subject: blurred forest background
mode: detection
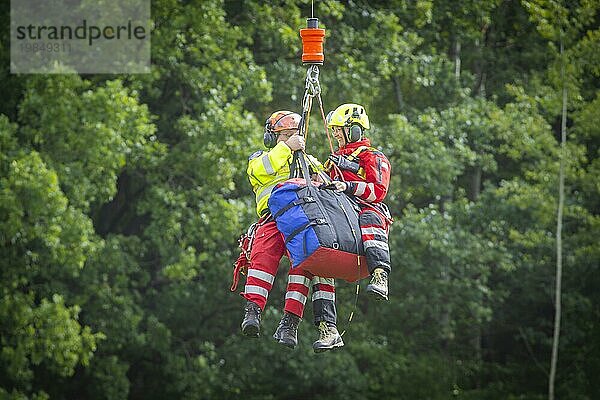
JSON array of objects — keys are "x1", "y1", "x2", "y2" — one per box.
[{"x1": 1, "y1": 0, "x2": 599, "y2": 399}]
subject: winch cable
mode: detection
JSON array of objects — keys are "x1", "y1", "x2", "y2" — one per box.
[{"x1": 317, "y1": 91, "x2": 335, "y2": 155}]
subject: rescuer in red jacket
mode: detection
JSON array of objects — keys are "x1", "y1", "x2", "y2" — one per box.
[{"x1": 325, "y1": 103, "x2": 393, "y2": 300}]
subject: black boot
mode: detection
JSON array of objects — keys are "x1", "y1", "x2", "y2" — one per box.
[
  {"x1": 272, "y1": 312, "x2": 301, "y2": 349},
  {"x1": 313, "y1": 321, "x2": 344, "y2": 353},
  {"x1": 241, "y1": 301, "x2": 261, "y2": 337},
  {"x1": 366, "y1": 267, "x2": 389, "y2": 300}
]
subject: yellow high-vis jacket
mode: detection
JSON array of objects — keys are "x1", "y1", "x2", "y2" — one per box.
[{"x1": 247, "y1": 141, "x2": 323, "y2": 216}]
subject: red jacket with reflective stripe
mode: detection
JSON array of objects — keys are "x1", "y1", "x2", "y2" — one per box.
[{"x1": 329, "y1": 139, "x2": 391, "y2": 203}]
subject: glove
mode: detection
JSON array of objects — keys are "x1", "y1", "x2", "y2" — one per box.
[
  {"x1": 328, "y1": 154, "x2": 360, "y2": 174},
  {"x1": 332, "y1": 181, "x2": 347, "y2": 192}
]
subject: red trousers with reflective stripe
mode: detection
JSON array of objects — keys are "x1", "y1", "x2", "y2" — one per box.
[
  {"x1": 285, "y1": 269, "x2": 336, "y2": 324},
  {"x1": 241, "y1": 220, "x2": 336, "y2": 323}
]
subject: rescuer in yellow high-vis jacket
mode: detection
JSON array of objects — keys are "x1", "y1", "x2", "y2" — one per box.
[
  {"x1": 239, "y1": 111, "x2": 344, "y2": 352},
  {"x1": 247, "y1": 131, "x2": 322, "y2": 217}
]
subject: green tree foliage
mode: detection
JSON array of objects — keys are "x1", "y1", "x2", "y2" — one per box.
[
  {"x1": 1, "y1": 0, "x2": 599, "y2": 399},
  {"x1": 1, "y1": 117, "x2": 99, "y2": 397}
]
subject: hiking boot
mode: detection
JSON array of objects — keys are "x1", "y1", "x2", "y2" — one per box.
[
  {"x1": 241, "y1": 301, "x2": 261, "y2": 337},
  {"x1": 366, "y1": 267, "x2": 389, "y2": 300},
  {"x1": 313, "y1": 321, "x2": 344, "y2": 353},
  {"x1": 272, "y1": 312, "x2": 301, "y2": 349}
]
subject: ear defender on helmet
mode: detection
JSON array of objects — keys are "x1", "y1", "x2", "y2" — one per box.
[
  {"x1": 345, "y1": 110, "x2": 363, "y2": 143},
  {"x1": 263, "y1": 117, "x2": 278, "y2": 148},
  {"x1": 348, "y1": 124, "x2": 362, "y2": 142}
]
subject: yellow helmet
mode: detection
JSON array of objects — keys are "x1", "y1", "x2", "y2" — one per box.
[
  {"x1": 327, "y1": 103, "x2": 370, "y2": 129},
  {"x1": 326, "y1": 103, "x2": 370, "y2": 143}
]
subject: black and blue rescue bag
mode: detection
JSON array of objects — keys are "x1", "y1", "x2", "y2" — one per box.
[{"x1": 267, "y1": 154, "x2": 369, "y2": 282}]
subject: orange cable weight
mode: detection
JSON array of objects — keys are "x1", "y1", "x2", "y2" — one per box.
[{"x1": 300, "y1": 18, "x2": 325, "y2": 65}]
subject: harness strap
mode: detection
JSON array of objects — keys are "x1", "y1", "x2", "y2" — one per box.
[
  {"x1": 347, "y1": 145, "x2": 372, "y2": 161},
  {"x1": 230, "y1": 215, "x2": 273, "y2": 292},
  {"x1": 284, "y1": 218, "x2": 327, "y2": 245},
  {"x1": 272, "y1": 196, "x2": 316, "y2": 220},
  {"x1": 357, "y1": 199, "x2": 394, "y2": 225},
  {"x1": 231, "y1": 253, "x2": 249, "y2": 292}
]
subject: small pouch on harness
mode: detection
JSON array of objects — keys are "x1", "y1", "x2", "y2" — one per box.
[{"x1": 230, "y1": 222, "x2": 258, "y2": 291}]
